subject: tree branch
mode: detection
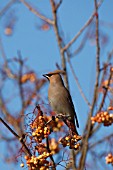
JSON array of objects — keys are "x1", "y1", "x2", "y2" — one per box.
[
  {"x1": 0, "y1": 117, "x2": 32, "y2": 157},
  {"x1": 0, "y1": 0, "x2": 16, "y2": 17},
  {"x1": 50, "y1": 0, "x2": 69, "y2": 89},
  {"x1": 20, "y1": 0, "x2": 54, "y2": 25},
  {"x1": 79, "y1": 0, "x2": 100, "y2": 169},
  {"x1": 67, "y1": 56, "x2": 91, "y2": 108},
  {"x1": 62, "y1": 0, "x2": 103, "y2": 52}
]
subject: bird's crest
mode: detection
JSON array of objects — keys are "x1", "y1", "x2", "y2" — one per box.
[{"x1": 47, "y1": 70, "x2": 66, "y2": 75}]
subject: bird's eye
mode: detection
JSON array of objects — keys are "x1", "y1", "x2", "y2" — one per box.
[{"x1": 47, "y1": 74, "x2": 52, "y2": 77}]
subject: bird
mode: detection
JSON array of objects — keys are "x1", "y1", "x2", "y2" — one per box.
[{"x1": 43, "y1": 70, "x2": 79, "y2": 135}]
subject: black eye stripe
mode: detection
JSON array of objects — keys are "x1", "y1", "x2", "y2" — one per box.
[{"x1": 47, "y1": 74, "x2": 52, "y2": 77}]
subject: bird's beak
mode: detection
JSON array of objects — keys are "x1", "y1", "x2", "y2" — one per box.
[{"x1": 43, "y1": 74, "x2": 49, "y2": 80}]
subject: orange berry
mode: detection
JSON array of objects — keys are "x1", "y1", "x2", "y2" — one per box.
[{"x1": 20, "y1": 163, "x2": 24, "y2": 167}]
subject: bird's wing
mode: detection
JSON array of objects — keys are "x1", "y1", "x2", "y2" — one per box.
[{"x1": 67, "y1": 90, "x2": 79, "y2": 128}]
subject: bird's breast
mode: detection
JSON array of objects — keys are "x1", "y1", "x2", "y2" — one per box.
[{"x1": 48, "y1": 86, "x2": 70, "y2": 115}]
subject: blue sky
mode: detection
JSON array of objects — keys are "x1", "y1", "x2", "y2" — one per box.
[{"x1": 0, "y1": 0, "x2": 113, "y2": 169}]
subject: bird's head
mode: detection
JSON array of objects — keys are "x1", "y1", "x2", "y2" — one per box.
[{"x1": 43, "y1": 70, "x2": 65, "y2": 85}]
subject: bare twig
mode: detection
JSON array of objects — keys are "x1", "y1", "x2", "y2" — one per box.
[
  {"x1": 20, "y1": 0, "x2": 54, "y2": 25},
  {"x1": 0, "y1": 38, "x2": 7, "y2": 62},
  {"x1": 46, "y1": 137, "x2": 56, "y2": 170},
  {"x1": 107, "y1": 47, "x2": 113, "y2": 64},
  {"x1": 67, "y1": 57, "x2": 91, "y2": 108},
  {"x1": 89, "y1": 134, "x2": 113, "y2": 149},
  {"x1": 89, "y1": 66, "x2": 113, "y2": 136},
  {"x1": 0, "y1": 0, "x2": 16, "y2": 17},
  {"x1": 95, "y1": 1, "x2": 100, "y2": 74},
  {"x1": 0, "y1": 38, "x2": 17, "y2": 79},
  {"x1": 87, "y1": 47, "x2": 113, "y2": 137},
  {"x1": 62, "y1": 0, "x2": 103, "y2": 52},
  {"x1": 50, "y1": 0, "x2": 69, "y2": 89},
  {"x1": 50, "y1": 1, "x2": 78, "y2": 168},
  {"x1": 79, "y1": 1, "x2": 101, "y2": 169},
  {"x1": 17, "y1": 52, "x2": 25, "y2": 112},
  {"x1": 0, "y1": 95, "x2": 22, "y2": 135},
  {"x1": 99, "y1": 68, "x2": 113, "y2": 111},
  {"x1": 70, "y1": 32, "x2": 88, "y2": 57},
  {"x1": 55, "y1": 0, "x2": 63, "y2": 10},
  {"x1": 17, "y1": 51, "x2": 26, "y2": 132},
  {"x1": 0, "y1": 117, "x2": 32, "y2": 156}
]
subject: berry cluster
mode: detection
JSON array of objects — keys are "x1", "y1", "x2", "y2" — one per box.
[
  {"x1": 20, "y1": 140, "x2": 59, "y2": 169},
  {"x1": 24, "y1": 154, "x2": 50, "y2": 170},
  {"x1": 50, "y1": 117, "x2": 64, "y2": 132},
  {"x1": 91, "y1": 111, "x2": 113, "y2": 126},
  {"x1": 60, "y1": 133, "x2": 82, "y2": 150},
  {"x1": 31, "y1": 110, "x2": 51, "y2": 143},
  {"x1": 43, "y1": 115, "x2": 64, "y2": 132},
  {"x1": 105, "y1": 153, "x2": 113, "y2": 165},
  {"x1": 35, "y1": 140, "x2": 59, "y2": 156},
  {"x1": 20, "y1": 106, "x2": 82, "y2": 169}
]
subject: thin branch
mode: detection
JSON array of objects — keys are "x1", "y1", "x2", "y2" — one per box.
[
  {"x1": 55, "y1": 0, "x2": 63, "y2": 10},
  {"x1": 0, "y1": 38, "x2": 7, "y2": 62},
  {"x1": 0, "y1": 117, "x2": 19, "y2": 138},
  {"x1": 62, "y1": 0, "x2": 103, "y2": 52},
  {"x1": 95, "y1": 1, "x2": 100, "y2": 75},
  {"x1": 89, "y1": 66, "x2": 113, "y2": 136},
  {"x1": 0, "y1": 38, "x2": 17, "y2": 79},
  {"x1": 50, "y1": 1, "x2": 77, "y2": 168},
  {"x1": 98, "y1": 68, "x2": 113, "y2": 111},
  {"x1": 85, "y1": 46, "x2": 113, "y2": 138},
  {"x1": 107, "y1": 48, "x2": 113, "y2": 62},
  {"x1": 67, "y1": 57, "x2": 91, "y2": 108},
  {"x1": 79, "y1": 0, "x2": 101, "y2": 169},
  {"x1": 46, "y1": 137, "x2": 56, "y2": 170},
  {"x1": 89, "y1": 134, "x2": 113, "y2": 149},
  {"x1": 0, "y1": 117, "x2": 32, "y2": 157},
  {"x1": 0, "y1": 93, "x2": 23, "y2": 135},
  {"x1": 0, "y1": 0, "x2": 16, "y2": 17},
  {"x1": 20, "y1": 0, "x2": 54, "y2": 25},
  {"x1": 50, "y1": 0, "x2": 69, "y2": 89},
  {"x1": 17, "y1": 51, "x2": 25, "y2": 113},
  {"x1": 70, "y1": 32, "x2": 88, "y2": 58},
  {"x1": 17, "y1": 51, "x2": 26, "y2": 132}
]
